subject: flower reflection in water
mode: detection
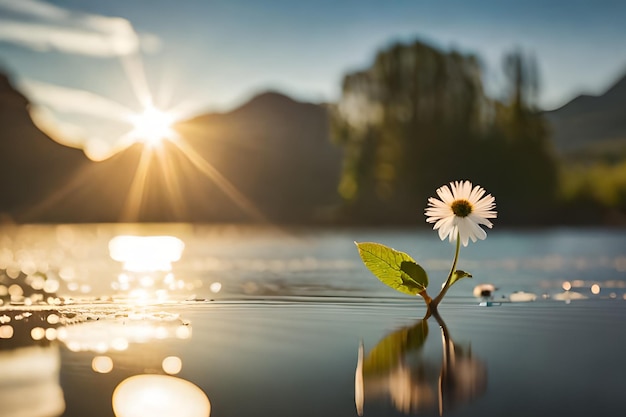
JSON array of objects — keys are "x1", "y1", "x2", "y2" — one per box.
[
  {"x1": 437, "y1": 314, "x2": 487, "y2": 416},
  {"x1": 356, "y1": 313, "x2": 486, "y2": 416}
]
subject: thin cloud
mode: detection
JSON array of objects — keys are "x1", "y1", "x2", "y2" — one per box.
[
  {"x1": 19, "y1": 78, "x2": 134, "y2": 120},
  {"x1": 20, "y1": 78, "x2": 138, "y2": 161},
  {"x1": 29, "y1": 104, "x2": 129, "y2": 161},
  {"x1": 0, "y1": 0, "x2": 159, "y2": 56},
  {"x1": 0, "y1": 0, "x2": 68, "y2": 20},
  {"x1": 0, "y1": 19, "x2": 139, "y2": 56}
]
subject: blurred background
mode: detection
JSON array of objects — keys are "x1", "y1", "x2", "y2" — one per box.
[{"x1": 0, "y1": 0, "x2": 625, "y2": 226}]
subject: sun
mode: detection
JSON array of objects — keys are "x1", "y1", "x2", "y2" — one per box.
[{"x1": 129, "y1": 104, "x2": 175, "y2": 146}]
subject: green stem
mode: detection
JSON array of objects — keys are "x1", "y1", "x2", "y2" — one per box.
[
  {"x1": 432, "y1": 309, "x2": 452, "y2": 417},
  {"x1": 419, "y1": 289, "x2": 432, "y2": 305},
  {"x1": 429, "y1": 233, "x2": 461, "y2": 312}
]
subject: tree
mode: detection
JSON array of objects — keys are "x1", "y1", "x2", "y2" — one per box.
[
  {"x1": 331, "y1": 41, "x2": 559, "y2": 225},
  {"x1": 331, "y1": 40, "x2": 486, "y2": 222}
]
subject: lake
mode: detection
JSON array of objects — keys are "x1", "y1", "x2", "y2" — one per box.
[{"x1": 1, "y1": 224, "x2": 625, "y2": 417}]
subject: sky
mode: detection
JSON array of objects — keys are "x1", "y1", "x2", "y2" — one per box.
[{"x1": 1, "y1": 0, "x2": 625, "y2": 160}]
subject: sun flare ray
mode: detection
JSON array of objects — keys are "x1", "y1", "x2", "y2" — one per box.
[
  {"x1": 121, "y1": 146, "x2": 154, "y2": 221},
  {"x1": 154, "y1": 144, "x2": 186, "y2": 218},
  {"x1": 169, "y1": 138, "x2": 268, "y2": 222},
  {"x1": 119, "y1": 53, "x2": 154, "y2": 110}
]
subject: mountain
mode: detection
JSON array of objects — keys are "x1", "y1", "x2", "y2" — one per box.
[
  {"x1": 173, "y1": 91, "x2": 343, "y2": 223},
  {"x1": 0, "y1": 74, "x2": 343, "y2": 223},
  {"x1": 0, "y1": 72, "x2": 90, "y2": 221},
  {"x1": 544, "y1": 72, "x2": 626, "y2": 154}
]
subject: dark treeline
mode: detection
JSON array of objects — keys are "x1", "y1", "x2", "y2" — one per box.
[{"x1": 329, "y1": 40, "x2": 565, "y2": 225}]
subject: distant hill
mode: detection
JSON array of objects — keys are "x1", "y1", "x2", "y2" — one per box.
[
  {"x1": 0, "y1": 72, "x2": 90, "y2": 221},
  {"x1": 174, "y1": 91, "x2": 343, "y2": 223},
  {"x1": 544, "y1": 72, "x2": 626, "y2": 154},
  {"x1": 0, "y1": 74, "x2": 343, "y2": 223}
]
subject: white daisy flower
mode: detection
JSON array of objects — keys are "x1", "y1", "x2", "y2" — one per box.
[{"x1": 425, "y1": 180, "x2": 497, "y2": 247}]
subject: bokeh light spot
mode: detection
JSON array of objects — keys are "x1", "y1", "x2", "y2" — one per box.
[
  {"x1": 162, "y1": 356, "x2": 183, "y2": 374},
  {"x1": 92, "y1": 356, "x2": 114, "y2": 373},
  {"x1": 209, "y1": 282, "x2": 222, "y2": 293},
  {"x1": 0, "y1": 325, "x2": 14, "y2": 338},
  {"x1": 31, "y1": 327, "x2": 45, "y2": 340},
  {"x1": 112, "y1": 374, "x2": 210, "y2": 417}
]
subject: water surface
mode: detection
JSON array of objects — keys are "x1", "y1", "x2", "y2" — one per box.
[{"x1": 1, "y1": 225, "x2": 625, "y2": 417}]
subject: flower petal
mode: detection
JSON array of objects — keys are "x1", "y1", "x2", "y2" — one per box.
[
  {"x1": 469, "y1": 213, "x2": 493, "y2": 228},
  {"x1": 468, "y1": 218, "x2": 487, "y2": 241},
  {"x1": 436, "y1": 216, "x2": 455, "y2": 241},
  {"x1": 469, "y1": 185, "x2": 486, "y2": 204},
  {"x1": 461, "y1": 181, "x2": 472, "y2": 200},
  {"x1": 436, "y1": 185, "x2": 454, "y2": 204},
  {"x1": 456, "y1": 218, "x2": 472, "y2": 247}
]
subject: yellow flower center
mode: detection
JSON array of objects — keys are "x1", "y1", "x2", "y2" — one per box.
[{"x1": 451, "y1": 199, "x2": 473, "y2": 217}]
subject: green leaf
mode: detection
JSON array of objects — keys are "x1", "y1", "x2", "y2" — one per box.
[
  {"x1": 363, "y1": 319, "x2": 429, "y2": 375},
  {"x1": 450, "y1": 269, "x2": 472, "y2": 286},
  {"x1": 355, "y1": 242, "x2": 428, "y2": 296}
]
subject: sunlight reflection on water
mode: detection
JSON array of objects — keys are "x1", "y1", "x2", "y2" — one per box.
[
  {"x1": 0, "y1": 224, "x2": 625, "y2": 306},
  {"x1": 113, "y1": 374, "x2": 210, "y2": 417},
  {"x1": 108, "y1": 234, "x2": 199, "y2": 303},
  {"x1": 0, "y1": 305, "x2": 202, "y2": 417}
]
